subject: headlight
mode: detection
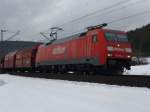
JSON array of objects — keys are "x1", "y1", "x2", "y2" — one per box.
[
  {"x1": 107, "y1": 46, "x2": 114, "y2": 51},
  {"x1": 125, "y1": 48, "x2": 132, "y2": 53},
  {"x1": 127, "y1": 55, "x2": 131, "y2": 58},
  {"x1": 108, "y1": 53, "x2": 112, "y2": 57}
]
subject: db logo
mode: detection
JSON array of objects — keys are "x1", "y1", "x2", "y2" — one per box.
[{"x1": 52, "y1": 47, "x2": 66, "y2": 55}]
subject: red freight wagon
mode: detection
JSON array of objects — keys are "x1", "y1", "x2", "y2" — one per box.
[
  {"x1": 4, "y1": 51, "x2": 17, "y2": 70},
  {"x1": 15, "y1": 45, "x2": 39, "y2": 70},
  {"x1": 36, "y1": 26, "x2": 132, "y2": 74}
]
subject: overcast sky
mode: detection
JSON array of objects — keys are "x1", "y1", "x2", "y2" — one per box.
[{"x1": 0, "y1": 0, "x2": 150, "y2": 41}]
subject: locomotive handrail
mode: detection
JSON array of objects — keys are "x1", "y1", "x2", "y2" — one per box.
[{"x1": 87, "y1": 23, "x2": 108, "y2": 30}]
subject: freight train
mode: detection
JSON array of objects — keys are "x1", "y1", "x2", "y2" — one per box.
[{"x1": 0, "y1": 24, "x2": 132, "y2": 75}]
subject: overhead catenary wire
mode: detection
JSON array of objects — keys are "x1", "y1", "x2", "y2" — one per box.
[
  {"x1": 70, "y1": 0, "x2": 146, "y2": 30},
  {"x1": 58, "y1": 0, "x2": 135, "y2": 28},
  {"x1": 0, "y1": 29, "x2": 21, "y2": 41},
  {"x1": 41, "y1": 0, "x2": 144, "y2": 34},
  {"x1": 60, "y1": 9, "x2": 150, "y2": 38},
  {"x1": 42, "y1": 0, "x2": 135, "y2": 36},
  {"x1": 108, "y1": 9, "x2": 150, "y2": 24},
  {"x1": 40, "y1": 0, "x2": 149, "y2": 41},
  {"x1": 40, "y1": 32, "x2": 50, "y2": 41},
  {"x1": 85, "y1": 0, "x2": 145, "y2": 22},
  {"x1": 6, "y1": 31, "x2": 20, "y2": 41}
]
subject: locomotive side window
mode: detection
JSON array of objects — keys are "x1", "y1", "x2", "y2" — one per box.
[{"x1": 92, "y1": 35, "x2": 98, "y2": 43}]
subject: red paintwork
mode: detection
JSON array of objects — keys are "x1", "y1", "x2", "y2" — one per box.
[
  {"x1": 103, "y1": 29, "x2": 132, "y2": 59},
  {"x1": 36, "y1": 28, "x2": 132, "y2": 67},
  {"x1": 1, "y1": 28, "x2": 132, "y2": 71},
  {"x1": 36, "y1": 29, "x2": 108, "y2": 66},
  {"x1": 0, "y1": 27, "x2": 133, "y2": 73},
  {"x1": 15, "y1": 45, "x2": 39, "y2": 69},
  {"x1": 15, "y1": 51, "x2": 22, "y2": 68},
  {"x1": 4, "y1": 51, "x2": 17, "y2": 69},
  {"x1": 107, "y1": 41, "x2": 132, "y2": 59}
]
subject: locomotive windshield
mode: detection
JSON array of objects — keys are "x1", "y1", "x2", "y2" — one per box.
[{"x1": 105, "y1": 32, "x2": 128, "y2": 42}]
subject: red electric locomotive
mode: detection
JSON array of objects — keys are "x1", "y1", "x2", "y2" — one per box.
[{"x1": 35, "y1": 24, "x2": 132, "y2": 74}]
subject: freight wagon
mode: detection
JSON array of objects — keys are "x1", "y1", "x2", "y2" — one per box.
[{"x1": 15, "y1": 45, "x2": 39, "y2": 70}]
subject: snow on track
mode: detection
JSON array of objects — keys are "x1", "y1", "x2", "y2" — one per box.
[
  {"x1": 124, "y1": 57, "x2": 150, "y2": 75},
  {"x1": 125, "y1": 64, "x2": 150, "y2": 75},
  {"x1": 0, "y1": 74, "x2": 150, "y2": 112}
]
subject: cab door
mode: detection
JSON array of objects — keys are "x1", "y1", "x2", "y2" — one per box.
[
  {"x1": 86, "y1": 35, "x2": 92, "y2": 58},
  {"x1": 91, "y1": 34, "x2": 99, "y2": 57},
  {"x1": 86, "y1": 33, "x2": 100, "y2": 65},
  {"x1": 86, "y1": 34, "x2": 99, "y2": 57}
]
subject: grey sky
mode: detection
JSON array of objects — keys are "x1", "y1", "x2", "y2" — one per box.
[{"x1": 0, "y1": 0, "x2": 150, "y2": 41}]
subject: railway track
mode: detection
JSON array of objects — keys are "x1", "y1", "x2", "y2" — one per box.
[{"x1": 3, "y1": 72, "x2": 150, "y2": 88}]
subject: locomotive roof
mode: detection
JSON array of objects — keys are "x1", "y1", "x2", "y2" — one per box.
[
  {"x1": 44, "y1": 24, "x2": 108, "y2": 45},
  {"x1": 45, "y1": 32, "x2": 87, "y2": 45},
  {"x1": 44, "y1": 28, "x2": 126, "y2": 46}
]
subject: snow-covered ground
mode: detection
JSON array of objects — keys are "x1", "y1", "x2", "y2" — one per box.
[
  {"x1": 125, "y1": 64, "x2": 150, "y2": 75},
  {"x1": 0, "y1": 74, "x2": 150, "y2": 112},
  {"x1": 125, "y1": 58, "x2": 150, "y2": 75}
]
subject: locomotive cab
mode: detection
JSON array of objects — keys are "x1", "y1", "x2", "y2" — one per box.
[
  {"x1": 105, "y1": 30, "x2": 132, "y2": 59},
  {"x1": 103, "y1": 29, "x2": 132, "y2": 71}
]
